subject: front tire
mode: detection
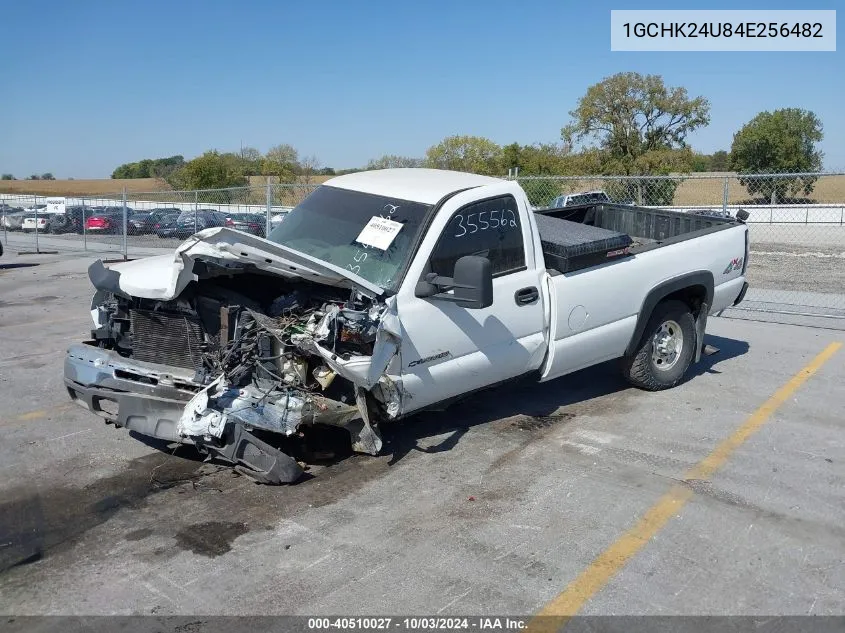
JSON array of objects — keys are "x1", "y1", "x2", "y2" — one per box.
[{"x1": 621, "y1": 299, "x2": 696, "y2": 391}]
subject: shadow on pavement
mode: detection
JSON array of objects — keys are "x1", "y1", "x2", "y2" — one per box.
[
  {"x1": 384, "y1": 333, "x2": 750, "y2": 466},
  {"x1": 383, "y1": 359, "x2": 628, "y2": 466},
  {"x1": 688, "y1": 333, "x2": 750, "y2": 377},
  {"x1": 127, "y1": 333, "x2": 750, "y2": 477}
]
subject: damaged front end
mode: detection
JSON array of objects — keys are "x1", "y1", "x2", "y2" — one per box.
[{"x1": 65, "y1": 233, "x2": 403, "y2": 484}]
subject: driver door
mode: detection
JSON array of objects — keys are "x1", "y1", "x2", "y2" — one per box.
[{"x1": 394, "y1": 191, "x2": 547, "y2": 412}]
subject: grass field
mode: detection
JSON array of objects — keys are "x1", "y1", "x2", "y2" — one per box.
[
  {"x1": 0, "y1": 178, "x2": 169, "y2": 197},
  {"x1": 543, "y1": 173, "x2": 845, "y2": 205},
  {"x1": 0, "y1": 175, "x2": 333, "y2": 199},
  {"x1": 3, "y1": 172, "x2": 843, "y2": 205},
  {"x1": 673, "y1": 174, "x2": 845, "y2": 205}
]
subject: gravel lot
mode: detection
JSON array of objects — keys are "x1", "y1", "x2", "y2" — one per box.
[
  {"x1": 747, "y1": 225, "x2": 845, "y2": 297},
  {"x1": 0, "y1": 250, "x2": 843, "y2": 619}
]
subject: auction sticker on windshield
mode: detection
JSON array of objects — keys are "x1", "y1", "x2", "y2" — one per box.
[{"x1": 355, "y1": 216, "x2": 404, "y2": 250}]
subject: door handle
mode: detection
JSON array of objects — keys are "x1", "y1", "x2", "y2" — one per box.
[{"x1": 515, "y1": 286, "x2": 539, "y2": 306}]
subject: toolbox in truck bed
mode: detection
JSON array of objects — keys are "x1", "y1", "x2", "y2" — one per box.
[{"x1": 533, "y1": 213, "x2": 633, "y2": 273}]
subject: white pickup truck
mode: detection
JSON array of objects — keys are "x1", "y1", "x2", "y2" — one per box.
[{"x1": 65, "y1": 169, "x2": 749, "y2": 484}]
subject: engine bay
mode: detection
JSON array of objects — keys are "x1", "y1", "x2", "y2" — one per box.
[{"x1": 88, "y1": 267, "x2": 400, "y2": 484}]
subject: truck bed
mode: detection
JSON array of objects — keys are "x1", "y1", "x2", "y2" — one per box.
[{"x1": 534, "y1": 202, "x2": 739, "y2": 274}]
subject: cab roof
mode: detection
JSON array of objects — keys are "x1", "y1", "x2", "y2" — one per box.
[{"x1": 324, "y1": 168, "x2": 504, "y2": 205}]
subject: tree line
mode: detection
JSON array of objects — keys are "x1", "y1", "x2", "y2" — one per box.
[
  {"x1": 416, "y1": 73, "x2": 822, "y2": 204},
  {"x1": 108, "y1": 145, "x2": 335, "y2": 191},
  {"x1": 98, "y1": 72, "x2": 824, "y2": 204},
  {"x1": 2, "y1": 173, "x2": 55, "y2": 180}
]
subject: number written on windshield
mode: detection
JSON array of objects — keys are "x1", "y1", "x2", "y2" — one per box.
[{"x1": 453, "y1": 209, "x2": 518, "y2": 238}]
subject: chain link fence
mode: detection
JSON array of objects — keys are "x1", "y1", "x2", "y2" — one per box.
[
  {"x1": 512, "y1": 172, "x2": 845, "y2": 326},
  {"x1": 2, "y1": 172, "x2": 844, "y2": 326},
  {"x1": 0, "y1": 183, "x2": 317, "y2": 256}
]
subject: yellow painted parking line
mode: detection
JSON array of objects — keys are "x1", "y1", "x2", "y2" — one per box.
[{"x1": 528, "y1": 341, "x2": 842, "y2": 632}]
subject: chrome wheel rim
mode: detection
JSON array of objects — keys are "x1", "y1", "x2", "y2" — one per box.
[{"x1": 651, "y1": 319, "x2": 684, "y2": 371}]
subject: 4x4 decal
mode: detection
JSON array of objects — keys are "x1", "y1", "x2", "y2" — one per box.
[{"x1": 723, "y1": 257, "x2": 744, "y2": 274}]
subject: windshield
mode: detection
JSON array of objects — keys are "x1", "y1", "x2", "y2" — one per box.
[{"x1": 267, "y1": 185, "x2": 431, "y2": 291}]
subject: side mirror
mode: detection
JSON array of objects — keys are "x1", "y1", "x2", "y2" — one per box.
[{"x1": 415, "y1": 255, "x2": 493, "y2": 309}]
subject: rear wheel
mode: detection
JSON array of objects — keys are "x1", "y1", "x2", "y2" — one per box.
[{"x1": 621, "y1": 299, "x2": 696, "y2": 390}]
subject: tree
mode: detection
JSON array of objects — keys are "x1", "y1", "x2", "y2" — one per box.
[
  {"x1": 366, "y1": 155, "x2": 423, "y2": 170},
  {"x1": 266, "y1": 144, "x2": 299, "y2": 166},
  {"x1": 149, "y1": 155, "x2": 185, "y2": 179},
  {"x1": 299, "y1": 154, "x2": 321, "y2": 185},
  {"x1": 27, "y1": 174, "x2": 40, "y2": 180},
  {"x1": 166, "y1": 151, "x2": 248, "y2": 193},
  {"x1": 1, "y1": 174, "x2": 13, "y2": 180},
  {"x1": 502, "y1": 142, "x2": 572, "y2": 176},
  {"x1": 710, "y1": 150, "x2": 729, "y2": 171},
  {"x1": 40, "y1": 172, "x2": 55, "y2": 180},
  {"x1": 690, "y1": 153, "x2": 712, "y2": 172},
  {"x1": 239, "y1": 146, "x2": 262, "y2": 162},
  {"x1": 261, "y1": 160, "x2": 296, "y2": 183},
  {"x1": 562, "y1": 72, "x2": 710, "y2": 204},
  {"x1": 261, "y1": 144, "x2": 299, "y2": 183},
  {"x1": 563, "y1": 72, "x2": 710, "y2": 169},
  {"x1": 500, "y1": 142, "x2": 573, "y2": 204},
  {"x1": 112, "y1": 155, "x2": 184, "y2": 179},
  {"x1": 689, "y1": 151, "x2": 729, "y2": 172},
  {"x1": 730, "y1": 108, "x2": 824, "y2": 202},
  {"x1": 424, "y1": 135, "x2": 502, "y2": 175},
  {"x1": 502, "y1": 143, "x2": 521, "y2": 173},
  {"x1": 234, "y1": 147, "x2": 262, "y2": 177}
]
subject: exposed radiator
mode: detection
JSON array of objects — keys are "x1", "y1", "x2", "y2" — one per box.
[{"x1": 130, "y1": 309, "x2": 205, "y2": 370}]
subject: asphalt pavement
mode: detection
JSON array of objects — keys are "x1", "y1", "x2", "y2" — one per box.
[{"x1": 0, "y1": 250, "x2": 843, "y2": 618}]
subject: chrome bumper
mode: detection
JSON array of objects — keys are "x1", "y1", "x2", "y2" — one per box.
[{"x1": 64, "y1": 343, "x2": 202, "y2": 442}]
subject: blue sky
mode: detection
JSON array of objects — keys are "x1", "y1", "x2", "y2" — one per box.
[{"x1": 1, "y1": 0, "x2": 842, "y2": 178}]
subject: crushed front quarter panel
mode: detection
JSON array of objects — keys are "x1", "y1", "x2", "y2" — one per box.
[{"x1": 69, "y1": 241, "x2": 409, "y2": 483}]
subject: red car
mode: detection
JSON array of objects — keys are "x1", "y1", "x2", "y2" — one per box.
[
  {"x1": 84, "y1": 206, "x2": 135, "y2": 234},
  {"x1": 85, "y1": 212, "x2": 121, "y2": 233}
]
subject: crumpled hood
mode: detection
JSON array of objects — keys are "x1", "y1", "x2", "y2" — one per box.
[{"x1": 89, "y1": 227, "x2": 384, "y2": 300}]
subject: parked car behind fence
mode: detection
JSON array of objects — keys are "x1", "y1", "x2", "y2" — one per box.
[
  {"x1": 49, "y1": 206, "x2": 94, "y2": 234},
  {"x1": 550, "y1": 190, "x2": 612, "y2": 208},
  {"x1": 225, "y1": 213, "x2": 267, "y2": 237},
  {"x1": 85, "y1": 211, "x2": 123, "y2": 234},
  {"x1": 21, "y1": 214, "x2": 51, "y2": 233},
  {"x1": 153, "y1": 213, "x2": 182, "y2": 238},
  {"x1": 1, "y1": 209, "x2": 27, "y2": 231},
  {"x1": 157, "y1": 210, "x2": 228, "y2": 239},
  {"x1": 127, "y1": 213, "x2": 155, "y2": 235}
]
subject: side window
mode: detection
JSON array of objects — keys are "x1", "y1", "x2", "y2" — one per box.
[{"x1": 429, "y1": 195, "x2": 525, "y2": 277}]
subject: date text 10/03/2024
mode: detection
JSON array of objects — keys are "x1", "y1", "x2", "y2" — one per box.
[{"x1": 307, "y1": 617, "x2": 528, "y2": 630}]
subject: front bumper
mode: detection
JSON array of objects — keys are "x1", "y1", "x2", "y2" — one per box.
[
  {"x1": 65, "y1": 343, "x2": 308, "y2": 484},
  {"x1": 64, "y1": 342, "x2": 380, "y2": 485},
  {"x1": 64, "y1": 343, "x2": 202, "y2": 442}
]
